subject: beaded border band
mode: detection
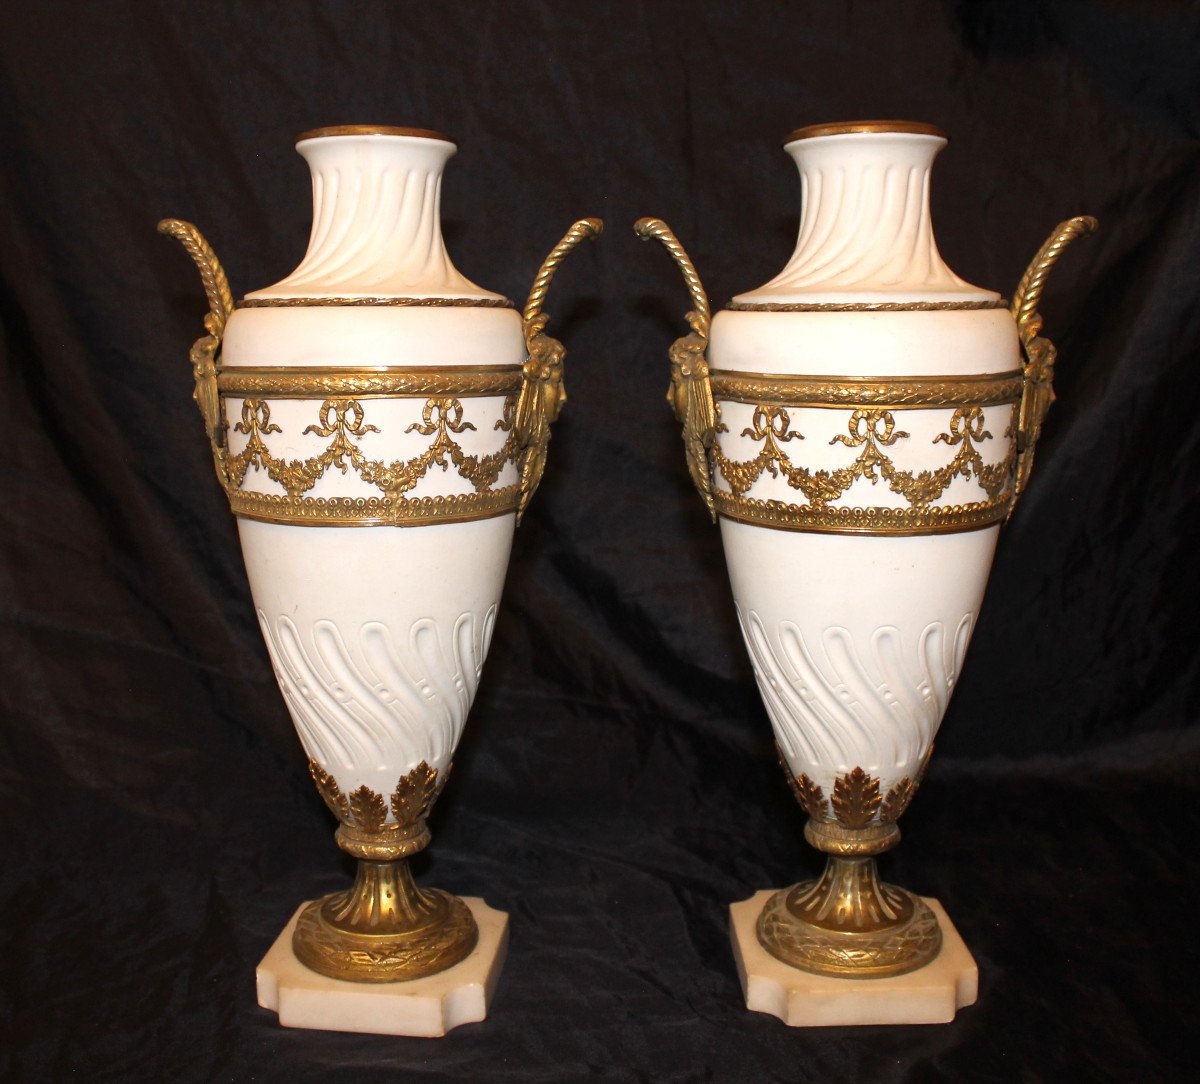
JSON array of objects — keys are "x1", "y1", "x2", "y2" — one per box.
[
  {"x1": 726, "y1": 299, "x2": 1008, "y2": 313},
  {"x1": 237, "y1": 296, "x2": 514, "y2": 308}
]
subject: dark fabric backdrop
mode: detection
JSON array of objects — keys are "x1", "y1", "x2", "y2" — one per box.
[{"x1": 1, "y1": 1, "x2": 1198, "y2": 1080}]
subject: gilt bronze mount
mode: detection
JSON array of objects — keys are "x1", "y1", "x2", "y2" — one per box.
[{"x1": 292, "y1": 760, "x2": 478, "y2": 983}]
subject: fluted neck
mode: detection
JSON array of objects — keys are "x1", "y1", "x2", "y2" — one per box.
[
  {"x1": 734, "y1": 131, "x2": 997, "y2": 305},
  {"x1": 248, "y1": 132, "x2": 501, "y2": 300}
]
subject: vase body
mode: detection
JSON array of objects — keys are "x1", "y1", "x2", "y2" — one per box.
[
  {"x1": 709, "y1": 127, "x2": 1017, "y2": 814},
  {"x1": 162, "y1": 126, "x2": 599, "y2": 997},
  {"x1": 638, "y1": 120, "x2": 1094, "y2": 992},
  {"x1": 222, "y1": 130, "x2": 522, "y2": 806}
]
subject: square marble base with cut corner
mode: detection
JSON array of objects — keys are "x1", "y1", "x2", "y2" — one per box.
[
  {"x1": 256, "y1": 897, "x2": 508, "y2": 1037},
  {"x1": 730, "y1": 891, "x2": 977, "y2": 1027}
]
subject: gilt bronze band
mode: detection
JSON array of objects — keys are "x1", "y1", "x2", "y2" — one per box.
[
  {"x1": 715, "y1": 493, "x2": 1009, "y2": 534},
  {"x1": 238, "y1": 295, "x2": 513, "y2": 308},
  {"x1": 218, "y1": 365, "x2": 523, "y2": 399},
  {"x1": 784, "y1": 119, "x2": 948, "y2": 142},
  {"x1": 727, "y1": 298, "x2": 1008, "y2": 312},
  {"x1": 710, "y1": 369, "x2": 1023, "y2": 409},
  {"x1": 296, "y1": 124, "x2": 454, "y2": 143},
  {"x1": 229, "y1": 488, "x2": 520, "y2": 528}
]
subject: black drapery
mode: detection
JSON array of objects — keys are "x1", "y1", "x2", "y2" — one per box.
[{"x1": 1, "y1": 2, "x2": 1197, "y2": 1080}]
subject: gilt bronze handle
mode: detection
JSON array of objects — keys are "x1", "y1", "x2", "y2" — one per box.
[
  {"x1": 514, "y1": 217, "x2": 604, "y2": 524},
  {"x1": 1009, "y1": 215, "x2": 1098, "y2": 513},
  {"x1": 634, "y1": 217, "x2": 719, "y2": 522},
  {"x1": 158, "y1": 218, "x2": 234, "y2": 487}
]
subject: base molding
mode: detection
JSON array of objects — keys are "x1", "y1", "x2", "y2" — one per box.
[
  {"x1": 257, "y1": 897, "x2": 508, "y2": 1036},
  {"x1": 730, "y1": 891, "x2": 977, "y2": 1027}
]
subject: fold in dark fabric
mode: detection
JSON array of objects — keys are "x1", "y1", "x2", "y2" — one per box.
[{"x1": 1, "y1": 2, "x2": 1197, "y2": 1080}]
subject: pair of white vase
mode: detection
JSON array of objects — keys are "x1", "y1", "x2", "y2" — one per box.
[{"x1": 161, "y1": 121, "x2": 1094, "y2": 1032}]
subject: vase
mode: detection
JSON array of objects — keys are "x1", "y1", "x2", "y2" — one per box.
[
  {"x1": 160, "y1": 124, "x2": 599, "y2": 1030},
  {"x1": 637, "y1": 120, "x2": 1094, "y2": 1023}
]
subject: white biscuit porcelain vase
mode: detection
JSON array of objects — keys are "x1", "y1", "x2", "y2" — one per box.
[
  {"x1": 637, "y1": 120, "x2": 1095, "y2": 1026},
  {"x1": 160, "y1": 124, "x2": 600, "y2": 1034}
]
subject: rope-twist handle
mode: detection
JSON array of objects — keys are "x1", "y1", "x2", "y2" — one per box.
[
  {"x1": 635, "y1": 216, "x2": 720, "y2": 520},
  {"x1": 1011, "y1": 216, "x2": 1098, "y2": 344},
  {"x1": 523, "y1": 218, "x2": 604, "y2": 329},
  {"x1": 157, "y1": 217, "x2": 234, "y2": 485},
  {"x1": 634, "y1": 217, "x2": 711, "y2": 328},
  {"x1": 157, "y1": 218, "x2": 235, "y2": 335},
  {"x1": 1007, "y1": 214, "x2": 1099, "y2": 518},
  {"x1": 513, "y1": 217, "x2": 604, "y2": 524}
]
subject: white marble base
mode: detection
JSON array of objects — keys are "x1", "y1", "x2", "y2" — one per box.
[
  {"x1": 730, "y1": 891, "x2": 977, "y2": 1027},
  {"x1": 256, "y1": 897, "x2": 508, "y2": 1036}
]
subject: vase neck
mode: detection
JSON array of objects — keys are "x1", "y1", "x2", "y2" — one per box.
[
  {"x1": 249, "y1": 132, "x2": 501, "y2": 300},
  {"x1": 735, "y1": 131, "x2": 996, "y2": 305}
]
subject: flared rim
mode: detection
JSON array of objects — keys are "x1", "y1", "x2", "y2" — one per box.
[
  {"x1": 296, "y1": 124, "x2": 454, "y2": 144},
  {"x1": 784, "y1": 120, "x2": 947, "y2": 144}
]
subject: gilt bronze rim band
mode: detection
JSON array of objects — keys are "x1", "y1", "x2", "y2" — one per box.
[
  {"x1": 218, "y1": 365, "x2": 523, "y2": 399},
  {"x1": 297, "y1": 124, "x2": 454, "y2": 143},
  {"x1": 784, "y1": 120, "x2": 948, "y2": 143},
  {"x1": 237, "y1": 296, "x2": 513, "y2": 308},
  {"x1": 727, "y1": 299, "x2": 1007, "y2": 313},
  {"x1": 229, "y1": 488, "x2": 520, "y2": 527},
  {"x1": 711, "y1": 370, "x2": 1023, "y2": 409},
  {"x1": 715, "y1": 492, "x2": 1009, "y2": 535}
]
